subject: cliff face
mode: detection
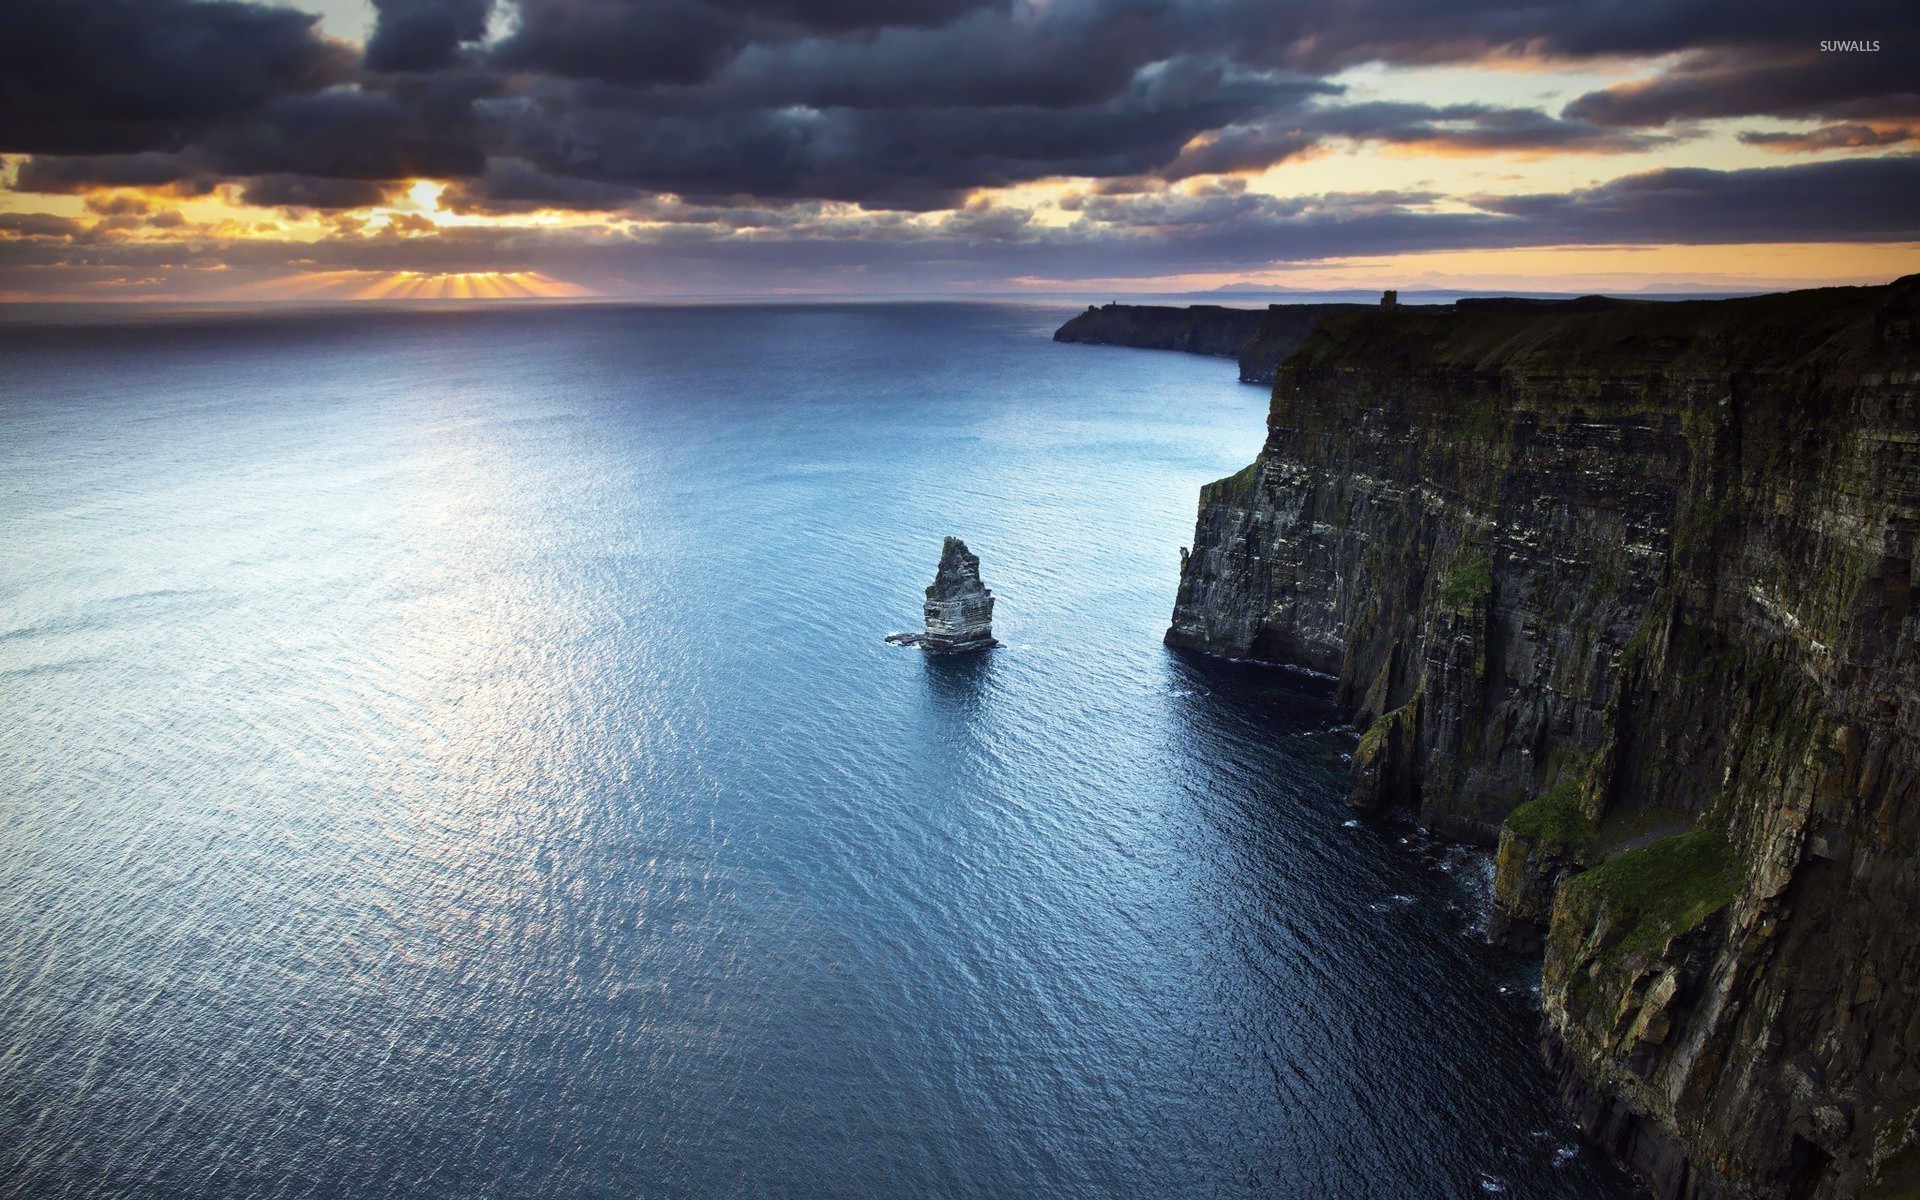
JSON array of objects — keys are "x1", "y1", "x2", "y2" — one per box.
[
  {"x1": 1052, "y1": 302, "x2": 1366, "y2": 381},
  {"x1": 1167, "y1": 278, "x2": 1920, "y2": 1199}
]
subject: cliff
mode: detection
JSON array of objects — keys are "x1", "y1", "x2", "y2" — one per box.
[
  {"x1": 1167, "y1": 277, "x2": 1920, "y2": 1199},
  {"x1": 1235, "y1": 302, "x2": 1375, "y2": 383},
  {"x1": 1052, "y1": 302, "x2": 1367, "y2": 382},
  {"x1": 1053, "y1": 302, "x2": 1268, "y2": 359}
]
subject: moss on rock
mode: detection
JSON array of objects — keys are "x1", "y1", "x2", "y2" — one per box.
[
  {"x1": 1207, "y1": 461, "x2": 1261, "y2": 509},
  {"x1": 1442, "y1": 552, "x2": 1493, "y2": 609},
  {"x1": 1560, "y1": 829, "x2": 1742, "y2": 955},
  {"x1": 1506, "y1": 779, "x2": 1597, "y2": 849}
]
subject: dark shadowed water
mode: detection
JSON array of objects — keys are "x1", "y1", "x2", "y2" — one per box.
[{"x1": 0, "y1": 303, "x2": 1640, "y2": 1199}]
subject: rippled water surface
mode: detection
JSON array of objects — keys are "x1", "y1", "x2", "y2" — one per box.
[{"x1": 0, "y1": 303, "x2": 1639, "y2": 1198}]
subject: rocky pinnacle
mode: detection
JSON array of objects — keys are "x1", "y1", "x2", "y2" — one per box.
[{"x1": 920, "y1": 537, "x2": 998, "y2": 652}]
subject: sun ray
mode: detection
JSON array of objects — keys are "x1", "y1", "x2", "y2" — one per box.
[{"x1": 246, "y1": 269, "x2": 595, "y2": 302}]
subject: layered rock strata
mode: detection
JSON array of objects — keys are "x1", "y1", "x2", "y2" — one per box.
[
  {"x1": 916, "y1": 537, "x2": 998, "y2": 652},
  {"x1": 1166, "y1": 277, "x2": 1920, "y2": 1199}
]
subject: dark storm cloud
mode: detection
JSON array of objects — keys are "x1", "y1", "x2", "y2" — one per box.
[
  {"x1": 1160, "y1": 102, "x2": 1675, "y2": 179},
  {"x1": 1739, "y1": 124, "x2": 1914, "y2": 152},
  {"x1": 1564, "y1": 46, "x2": 1920, "y2": 126},
  {"x1": 492, "y1": 0, "x2": 1010, "y2": 89},
  {"x1": 1474, "y1": 154, "x2": 1920, "y2": 243},
  {"x1": 0, "y1": 0, "x2": 352, "y2": 155},
  {"x1": 1152, "y1": 122, "x2": 1321, "y2": 179},
  {"x1": 1323, "y1": 104, "x2": 1678, "y2": 153},
  {"x1": 493, "y1": 0, "x2": 744, "y2": 87},
  {"x1": 475, "y1": 0, "x2": 1916, "y2": 97},
  {"x1": 1059, "y1": 154, "x2": 1920, "y2": 266},
  {"x1": 491, "y1": 66, "x2": 1330, "y2": 209},
  {"x1": 1200, "y1": 0, "x2": 1919, "y2": 73},
  {"x1": 12, "y1": 152, "x2": 214, "y2": 194},
  {"x1": 7, "y1": 81, "x2": 492, "y2": 199},
  {"x1": 7, "y1": 154, "x2": 1913, "y2": 300},
  {"x1": 239, "y1": 174, "x2": 402, "y2": 210},
  {"x1": 366, "y1": 0, "x2": 496, "y2": 72},
  {"x1": 643, "y1": 4, "x2": 1206, "y2": 112},
  {"x1": 445, "y1": 0, "x2": 1910, "y2": 207},
  {"x1": 1061, "y1": 182, "x2": 1450, "y2": 231},
  {"x1": 0, "y1": 212, "x2": 85, "y2": 239},
  {"x1": 1007, "y1": 155, "x2": 1920, "y2": 271},
  {"x1": 438, "y1": 159, "x2": 642, "y2": 213},
  {"x1": 955, "y1": 155, "x2": 1920, "y2": 267},
  {"x1": 83, "y1": 192, "x2": 152, "y2": 216},
  {"x1": 413, "y1": 157, "x2": 843, "y2": 223},
  {"x1": 3, "y1": 0, "x2": 1917, "y2": 295},
  {"x1": 200, "y1": 87, "x2": 489, "y2": 181},
  {"x1": 1062, "y1": 181, "x2": 1299, "y2": 227}
]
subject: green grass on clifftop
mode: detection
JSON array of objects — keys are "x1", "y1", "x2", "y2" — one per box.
[
  {"x1": 1442, "y1": 553, "x2": 1493, "y2": 608},
  {"x1": 1208, "y1": 461, "x2": 1260, "y2": 507},
  {"x1": 1282, "y1": 282, "x2": 1902, "y2": 380},
  {"x1": 1562, "y1": 829, "x2": 1742, "y2": 953},
  {"x1": 1505, "y1": 779, "x2": 1595, "y2": 848}
]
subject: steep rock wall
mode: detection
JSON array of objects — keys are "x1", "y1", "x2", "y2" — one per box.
[{"x1": 1167, "y1": 278, "x2": 1920, "y2": 1199}]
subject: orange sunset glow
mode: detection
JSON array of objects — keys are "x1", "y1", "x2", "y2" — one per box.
[{"x1": 246, "y1": 269, "x2": 596, "y2": 301}]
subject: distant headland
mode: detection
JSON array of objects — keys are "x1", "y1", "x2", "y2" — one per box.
[
  {"x1": 1052, "y1": 293, "x2": 1661, "y2": 384},
  {"x1": 1052, "y1": 300, "x2": 1371, "y2": 384}
]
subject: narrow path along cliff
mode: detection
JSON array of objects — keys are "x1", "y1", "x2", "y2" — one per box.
[{"x1": 1157, "y1": 276, "x2": 1920, "y2": 1200}]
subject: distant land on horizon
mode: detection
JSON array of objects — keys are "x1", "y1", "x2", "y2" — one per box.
[
  {"x1": 1199, "y1": 280, "x2": 1782, "y2": 299},
  {"x1": 0, "y1": 286, "x2": 1792, "y2": 317}
]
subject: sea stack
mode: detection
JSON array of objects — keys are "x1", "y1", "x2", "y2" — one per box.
[{"x1": 920, "y1": 537, "x2": 998, "y2": 652}]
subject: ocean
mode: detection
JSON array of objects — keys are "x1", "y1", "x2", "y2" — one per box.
[{"x1": 0, "y1": 302, "x2": 1639, "y2": 1198}]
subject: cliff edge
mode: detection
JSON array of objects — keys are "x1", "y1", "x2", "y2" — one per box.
[
  {"x1": 1053, "y1": 302, "x2": 1267, "y2": 359},
  {"x1": 1053, "y1": 301, "x2": 1368, "y2": 383},
  {"x1": 1168, "y1": 276, "x2": 1920, "y2": 1199}
]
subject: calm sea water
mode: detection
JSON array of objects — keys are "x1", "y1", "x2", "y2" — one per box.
[{"x1": 0, "y1": 303, "x2": 1639, "y2": 1199}]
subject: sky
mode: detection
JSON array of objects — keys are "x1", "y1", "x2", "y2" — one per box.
[{"x1": 0, "y1": 0, "x2": 1916, "y2": 301}]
